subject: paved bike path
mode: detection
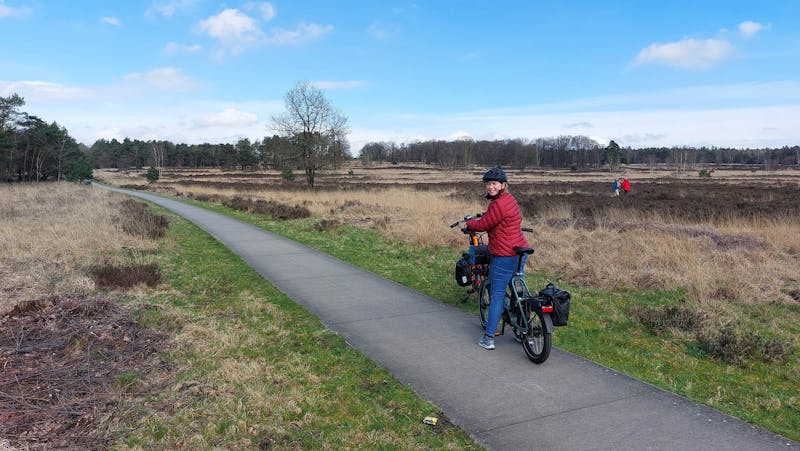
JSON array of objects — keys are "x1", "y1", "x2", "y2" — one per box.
[{"x1": 98, "y1": 185, "x2": 798, "y2": 451}]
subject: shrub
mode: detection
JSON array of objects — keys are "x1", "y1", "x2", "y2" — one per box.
[
  {"x1": 698, "y1": 168, "x2": 712, "y2": 178},
  {"x1": 220, "y1": 196, "x2": 311, "y2": 220},
  {"x1": 281, "y1": 168, "x2": 295, "y2": 181},
  {"x1": 115, "y1": 199, "x2": 169, "y2": 239},
  {"x1": 627, "y1": 304, "x2": 698, "y2": 336},
  {"x1": 145, "y1": 166, "x2": 160, "y2": 183},
  {"x1": 695, "y1": 322, "x2": 793, "y2": 366},
  {"x1": 65, "y1": 154, "x2": 93, "y2": 182},
  {"x1": 314, "y1": 218, "x2": 341, "y2": 231},
  {"x1": 90, "y1": 262, "x2": 161, "y2": 289}
]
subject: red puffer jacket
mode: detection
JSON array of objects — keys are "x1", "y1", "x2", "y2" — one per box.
[{"x1": 466, "y1": 192, "x2": 529, "y2": 257}]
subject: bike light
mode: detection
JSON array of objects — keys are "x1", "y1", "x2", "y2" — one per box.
[{"x1": 542, "y1": 305, "x2": 554, "y2": 313}]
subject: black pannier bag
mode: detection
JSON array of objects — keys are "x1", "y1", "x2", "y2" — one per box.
[
  {"x1": 538, "y1": 282, "x2": 571, "y2": 326},
  {"x1": 455, "y1": 256, "x2": 473, "y2": 286}
]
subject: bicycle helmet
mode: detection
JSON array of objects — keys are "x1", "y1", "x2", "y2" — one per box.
[{"x1": 482, "y1": 167, "x2": 507, "y2": 183}]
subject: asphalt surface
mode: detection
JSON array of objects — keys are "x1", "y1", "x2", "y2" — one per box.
[{"x1": 97, "y1": 184, "x2": 799, "y2": 451}]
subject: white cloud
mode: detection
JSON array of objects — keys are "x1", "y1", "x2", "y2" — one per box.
[
  {"x1": 564, "y1": 121, "x2": 593, "y2": 129},
  {"x1": 368, "y1": 22, "x2": 399, "y2": 40},
  {"x1": 146, "y1": 0, "x2": 197, "y2": 18},
  {"x1": 191, "y1": 108, "x2": 260, "y2": 128},
  {"x1": 101, "y1": 16, "x2": 121, "y2": 26},
  {"x1": 122, "y1": 67, "x2": 197, "y2": 91},
  {"x1": 197, "y1": 9, "x2": 264, "y2": 55},
  {"x1": 244, "y1": 1, "x2": 276, "y2": 21},
  {"x1": 163, "y1": 41, "x2": 203, "y2": 54},
  {"x1": 738, "y1": 21, "x2": 766, "y2": 38},
  {"x1": 311, "y1": 80, "x2": 367, "y2": 89},
  {"x1": 0, "y1": 1, "x2": 32, "y2": 18},
  {"x1": 634, "y1": 38, "x2": 734, "y2": 70},
  {"x1": 446, "y1": 131, "x2": 474, "y2": 141},
  {"x1": 266, "y1": 22, "x2": 333, "y2": 45},
  {"x1": 0, "y1": 80, "x2": 93, "y2": 101}
]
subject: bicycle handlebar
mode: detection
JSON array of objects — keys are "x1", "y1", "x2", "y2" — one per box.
[{"x1": 449, "y1": 212, "x2": 483, "y2": 229}]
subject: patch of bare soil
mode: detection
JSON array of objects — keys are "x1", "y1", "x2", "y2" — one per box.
[{"x1": 0, "y1": 296, "x2": 168, "y2": 449}]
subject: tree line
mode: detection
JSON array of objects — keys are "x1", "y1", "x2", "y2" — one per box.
[
  {"x1": 359, "y1": 138, "x2": 800, "y2": 171},
  {"x1": 1, "y1": 94, "x2": 92, "y2": 182},
  {"x1": 4, "y1": 88, "x2": 799, "y2": 186}
]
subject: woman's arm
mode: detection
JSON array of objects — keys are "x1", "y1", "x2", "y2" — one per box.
[{"x1": 465, "y1": 198, "x2": 503, "y2": 232}]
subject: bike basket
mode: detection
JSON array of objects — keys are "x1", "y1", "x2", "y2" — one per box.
[
  {"x1": 538, "y1": 282, "x2": 571, "y2": 326},
  {"x1": 469, "y1": 244, "x2": 490, "y2": 265},
  {"x1": 454, "y1": 257, "x2": 473, "y2": 287}
]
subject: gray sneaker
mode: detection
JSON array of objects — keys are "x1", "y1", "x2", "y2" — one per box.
[{"x1": 478, "y1": 335, "x2": 495, "y2": 350}]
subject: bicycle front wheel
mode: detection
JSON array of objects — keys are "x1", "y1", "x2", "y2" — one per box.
[
  {"x1": 520, "y1": 305, "x2": 552, "y2": 364},
  {"x1": 479, "y1": 282, "x2": 512, "y2": 332},
  {"x1": 478, "y1": 281, "x2": 491, "y2": 330}
]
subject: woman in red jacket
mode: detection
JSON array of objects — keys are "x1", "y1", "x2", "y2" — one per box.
[
  {"x1": 466, "y1": 167, "x2": 529, "y2": 350},
  {"x1": 621, "y1": 177, "x2": 631, "y2": 194}
]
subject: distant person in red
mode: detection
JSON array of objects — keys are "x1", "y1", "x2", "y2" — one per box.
[{"x1": 621, "y1": 178, "x2": 631, "y2": 194}]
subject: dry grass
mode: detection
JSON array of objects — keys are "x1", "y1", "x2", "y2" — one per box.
[
  {"x1": 0, "y1": 183, "x2": 157, "y2": 316},
  {"x1": 95, "y1": 165, "x2": 800, "y2": 308}
]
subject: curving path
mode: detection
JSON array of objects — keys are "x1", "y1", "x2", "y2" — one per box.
[{"x1": 97, "y1": 184, "x2": 798, "y2": 451}]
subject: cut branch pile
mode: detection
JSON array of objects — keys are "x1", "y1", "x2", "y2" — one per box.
[{"x1": 1, "y1": 296, "x2": 166, "y2": 449}]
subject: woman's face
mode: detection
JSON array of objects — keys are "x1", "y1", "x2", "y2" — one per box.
[{"x1": 484, "y1": 180, "x2": 504, "y2": 197}]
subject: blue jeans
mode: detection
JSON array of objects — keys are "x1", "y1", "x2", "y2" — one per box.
[{"x1": 485, "y1": 254, "x2": 527, "y2": 338}]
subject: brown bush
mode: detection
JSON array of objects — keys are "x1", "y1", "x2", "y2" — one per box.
[
  {"x1": 115, "y1": 199, "x2": 169, "y2": 239},
  {"x1": 314, "y1": 218, "x2": 341, "y2": 231},
  {"x1": 694, "y1": 322, "x2": 794, "y2": 366},
  {"x1": 90, "y1": 262, "x2": 161, "y2": 289},
  {"x1": 118, "y1": 184, "x2": 148, "y2": 190},
  {"x1": 627, "y1": 304, "x2": 698, "y2": 335},
  {"x1": 221, "y1": 196, "x2": 311, "y2": 219}
]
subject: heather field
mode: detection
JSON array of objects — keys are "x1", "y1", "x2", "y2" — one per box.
[
  {"x1": 97, "y1": 163, "x2": 800, "y2": 308},
  {"x1": 94, "y1": 163, "x2": 800, "y2": 439}
]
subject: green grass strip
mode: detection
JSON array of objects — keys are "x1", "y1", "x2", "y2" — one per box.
[{"x1": 116, "y1": 205, "x2": 480, "y2": 449}]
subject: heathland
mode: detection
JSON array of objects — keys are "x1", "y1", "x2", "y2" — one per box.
[{"x1": 2, "y1": 163, "x2": 798, "y2": 446}]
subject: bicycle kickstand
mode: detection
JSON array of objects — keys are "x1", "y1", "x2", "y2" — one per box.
[{"x1": 459, "y1": 288, "x2": 475, "y2": 303}]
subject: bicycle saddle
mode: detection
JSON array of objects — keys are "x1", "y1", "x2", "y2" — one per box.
[{"x1": 514, "y1": 247, "x2": 534, "y2": 255}]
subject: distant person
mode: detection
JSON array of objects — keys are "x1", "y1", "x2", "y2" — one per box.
[
  {"x1": 464, "y1": 167, "x2": 529, "y2": 350},
  {"x1": 612, "y1": 179, "x2": 620, "y2": 196},
  {"x1": 621, "y1": 178, "x2": 631, "y2": 194}
]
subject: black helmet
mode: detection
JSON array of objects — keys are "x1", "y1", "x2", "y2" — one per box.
[{"x1": 482, "y1": 167, "x2": 507, "y2": 183}]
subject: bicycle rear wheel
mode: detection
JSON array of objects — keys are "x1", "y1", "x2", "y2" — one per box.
[{"x1": 520, "y1": 304, "x2": 552, "y2": 364}]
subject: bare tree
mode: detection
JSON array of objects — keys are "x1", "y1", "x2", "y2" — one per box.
[
  {"x1": 152, "y1": 141, "x2": 165, "y2": 177},
  {"x1": 270, "y1": 82, "x2": 349, "y2": 187}
]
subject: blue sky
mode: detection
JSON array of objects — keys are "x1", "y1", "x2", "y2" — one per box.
[{"x1": 1, "y1": 1, "x2": 798, "y2": 151}]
